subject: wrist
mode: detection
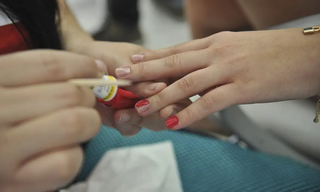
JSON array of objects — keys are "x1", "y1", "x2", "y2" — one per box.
[
  {"x1": 301, "y1": 27, "x2": 320, "y2": 94},
  {"x1": 63, "y1": 34, "x2": 94, "y2": 53},
  {"x1": 58, "y1": 0, "x2": 94, "y2": 53},
  {"x1": 74, "y1": 41, "x2": 115, "y2": 57}
]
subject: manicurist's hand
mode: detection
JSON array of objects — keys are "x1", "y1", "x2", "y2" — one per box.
[{"x1": 0, "y1": 50, "x2": 103, "y2": 192}]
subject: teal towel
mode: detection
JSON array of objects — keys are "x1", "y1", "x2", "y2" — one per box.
[{"x1": 77, "y1": 126, "x2": 320, "y2": 192}]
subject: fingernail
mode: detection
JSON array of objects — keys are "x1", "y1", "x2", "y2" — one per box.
[
  {"x1": 115, "y1": 67, "x2": 131, "y2": 78},
  {"x1": 95, "y1": 60, "x2": 106, "y2": 74},
  {"x1": 118, "y1": 113, "x2": 131, "y2": 124},
  {"x1": 135, "y1": 100, "x2": 150, "y2": 114},
  {"x1": 163, "y1": 109, "x2": 177, "y2": 120},
  {"x1": 132, "y1": 54, "x2": 144, "y2": 63},
  {"x1": 147, "y1": 83, "x2": 160, "y2": 91},
  {"x1": 166, "y1": 116, "x2": 179, "y2": 130}
]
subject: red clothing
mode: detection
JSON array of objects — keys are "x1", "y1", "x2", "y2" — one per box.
[{"x1": 0, "y1": 14, "x2": 29, "y2": 54}]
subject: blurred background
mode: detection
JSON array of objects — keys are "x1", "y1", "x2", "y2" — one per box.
[
  {"x1": 67, "y1": 0, "x2": 189, "y2": 49},
  {"x1": 66, "y1": 0, "x2": 319, "y2": 148}
]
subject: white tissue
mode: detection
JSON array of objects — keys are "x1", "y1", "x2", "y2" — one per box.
[{"x1": 60, "y1": 141, "x2": 183, "y2": 192}]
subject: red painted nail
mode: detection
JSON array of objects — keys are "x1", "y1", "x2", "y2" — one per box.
[
  {"x1": 166, "y1": 116, "x2": 179, "y2": 130},
  {"x1": 135, "y1": 100, "x2": 150, "y2": 114}
]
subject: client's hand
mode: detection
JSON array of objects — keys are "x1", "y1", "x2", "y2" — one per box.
[
  {"x1": 71, "y1": 41, "x2": 224, "y2": 136},
  {"x1": 0, "y1": 50, "x2": 102, "y2": 192},
  {"x1": 78, "y1": 41, "x2": 167, "y2": 97},
  {"x1": 105, "y1": 99, "x2": 192, "y2": 136},
  {"x1": 116, "y1": 29, "x2": 320, "y2": 130},
  {"x1": 75, "y1": 41, "x2": 169, "y2": 133}
]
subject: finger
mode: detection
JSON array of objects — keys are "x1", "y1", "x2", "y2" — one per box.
[
  {"x1": 114, "y1": 104, "x2": 179, "y2": 132},
  {"x1": 113, "y1": 109, "x2": 142, "y2": 136},
  {"x1": 115, "y1": 50, "x2": 210, "y2": 82},
  {"x1": 125, "y1": 82, "x2": 167, "y2": 98},
  {"x1": 131, "y1": 38, "x2": 210, "y2": 63},
  {"x1": 1, "y1": 83, "x2": 95, "y2": 125},
  {"x1": 14, "y1": 146, "x2": 83, "y2": 192},
  {"x1": 5, "y1": 107, "x2": 100, "y2": 161},
  {"x1": 94, "y1": 102, "x2": 115, "y2": 128},
  {"x1": 115, "y1": 123, "x2": 142, "y2": 137},
  {"x1": 158, "y1": 105, "x2": 179, "y2": 121},
  {"x1": 135, "y1": 66, "x2": 228, "y2": 116},
  {"x1": 0, "y1": 50, "x2": 104, "y2": 87},
  {"x1": 165, "y1": 84, "x2": 238, "y2": 130}
]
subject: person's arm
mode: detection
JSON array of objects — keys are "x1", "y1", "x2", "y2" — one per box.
[
  {"x1": 0, "y1": 50, "x2": 102, "y2": 192},
  {"x1": 236, "y1": 0, "x2": 320, "y2": 29},
  {"x1": 57, "y1": 0, "x2": 94, "y2": 53},
  {"x1": 56, "y1": 0, "x2": 159, "y2": 98}
]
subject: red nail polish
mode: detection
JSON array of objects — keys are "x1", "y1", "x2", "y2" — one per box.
[
  {"x1": 135, "y1": 100, "x2": 150, "y2": 113},
  {"x1": 166, "y1": 116, "x2": 179, "y2": 130}
]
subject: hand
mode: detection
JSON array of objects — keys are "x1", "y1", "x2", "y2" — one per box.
[
  {"x1": 116, "y1": 29, "x2": 320, "y2": 130},
  {"x1": 0, "y1": 50, "x2": 103, "y2": 192},
  {"x1": 111, "y1": 99, "x2": 192, "y2": 136},
  {"x1": 78, "y1": 41, "x2": 167, "y2": 97},
  {"x1": 76, "y1": 41, "x2": 169, "y2": 132}
]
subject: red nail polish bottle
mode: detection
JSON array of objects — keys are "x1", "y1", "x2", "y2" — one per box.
[{"x1": 93, "y1": 76, "x2": 140, "y2": 109}]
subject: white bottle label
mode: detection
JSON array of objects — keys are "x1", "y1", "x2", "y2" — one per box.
[{"x1": 92, "y1": 75, "x2": 118, "y2": 101}]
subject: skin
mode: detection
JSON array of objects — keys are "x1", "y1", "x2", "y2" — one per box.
[
  {"x1": 0, "y1": 50, "x2": 102, "y2": 192},
  {"x1": 0, "y1": 1, "x2": 238, "y2": 191},
  {"x1": 185, "y1": 0, "x2": 320, "y2": 39},
  {"x1": 57, "y1": 0, "x2": 223, "y2": 136},
  {"x1": 236, "y1": 0, "x2": 320, "y2": 29},
  {"x1": 0, "y1": 2, "x2": 224, "y2": 191},
  {"x1": 117, "y1": 29, "x2": 320, "y2": 130},
  {"x1": 185, "y1": 0, "x2": 251, "y2": 39}
]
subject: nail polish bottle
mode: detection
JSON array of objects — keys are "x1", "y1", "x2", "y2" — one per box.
[{"x1": 92, "y1": 75, "x2": 140, "y2": 109}]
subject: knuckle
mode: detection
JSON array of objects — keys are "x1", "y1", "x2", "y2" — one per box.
[
  {"x1": 79, "y1": 57, "x2": 97, "y2": 77},
  {"x1": 38, "y1": 51, "x2": 65, "y2": 79},
  {"x1": 60, "y1": 110, "x2": 83, "y2": 138},
  {"x1": 152, "y1": 94, "x2": 164, "y2": 107},
  {"x1": 225, "y1": 53, "x2": 246, "y2": 68},
  {"x1": 59, "y1": 84, "x2": 82, "y2": 106},
  {"x1": 212, "y1": 43, "x2": 233, "y2": 56},
  {"x1": 213, "y1": 31, "x2": 233, "y2": 41},
  {"x1": 183, "y1": 108, "x2": 195, "y2": 124},
  {"x1": 54, "y1": 149, "x2": 83, "y2": 183},
  {"x1": 199, "y1": 96, "x2": 216, "y2": 112},
  {"x1": 177, "y1": 77, "x2": 194, "y2": 93},
  {"x1": 171, "y1": 45, "x2": 181, "y2": 55},
  {"x1": 137, "y1": 63, "x2": 147, "y2": 77},
  {"x1": 164, "y1": 54, "x2": 181, "y2": 68}
]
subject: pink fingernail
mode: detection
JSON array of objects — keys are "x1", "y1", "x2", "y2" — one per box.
[
  {"x1": 95, "y1": 60, "x2": 106, "y2": 74},
  {"x1": 118, "y1": 113, "x2": 131, "y2": 124},
  {"x1": 115, "y1": 67, "x2": 131, "y2": 78},
  {"x1": 135, "y1": 100, "x2": 150, "y2": 114},
  {"x1": 147, "y1": 83, "x2": 160, "y2": 91},
  {"x1": 132, "y1": 54, "x2": 144, "y2": 63}
]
